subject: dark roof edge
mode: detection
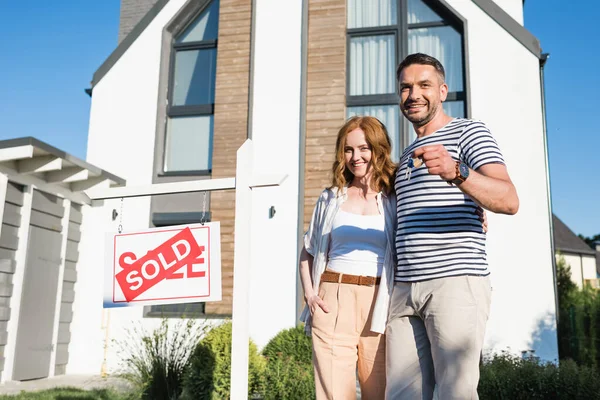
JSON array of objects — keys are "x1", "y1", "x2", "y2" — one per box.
[
  {"x1": 556, "y1": 246, "x2": 597, "y2": 257},
  {"x1": 0, "y1": 137, "x2": 126, "y2": 185},
  {"x1": 91, "y1": 0, "x2": 171, "y2": 88},
  {"x1": 471, "y1": 0, "x2": 542, "y2": 58}
]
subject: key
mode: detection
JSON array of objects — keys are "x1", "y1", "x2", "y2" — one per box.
[
  {"x1": 405, "y1": 157, "x2": 423, "y2": 181},
  {"x1": 405, "y1": 158, "x2": 414, "y2": 180}
]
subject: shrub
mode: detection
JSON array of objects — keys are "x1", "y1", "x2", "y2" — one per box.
[
  {"x1": 0, "y1": 387, "x2": 125, "y2": 400},
  {"x1": 262, "y1": 356, "x2": 315, "y2": 400},
  {"x1": 262, "y1": 325, "x2": 315, "y2": 400},
  {"x1": 262, "y1": 324, "x2": 312, "y2": 365},
  {"x1": 181, "y1": 321, "x2": 265, "y2": 400},
  {"x1": 556, "y1": 254, "x2": 600, "y2": 367},
  {"x1": 479, "y1": 352, "x2": 600, "y2": 400},
  {"x1": 115, "y1": 318, "x2": 206, "y2": 400}
]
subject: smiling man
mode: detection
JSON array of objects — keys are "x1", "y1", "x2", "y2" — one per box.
[{"x1": 385, "y1": 53, "x2": 519, "y2": 399}]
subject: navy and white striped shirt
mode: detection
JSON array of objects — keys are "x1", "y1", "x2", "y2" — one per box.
[{"x1": 394, "y1": 118, "x2": 505, "y2": 282}]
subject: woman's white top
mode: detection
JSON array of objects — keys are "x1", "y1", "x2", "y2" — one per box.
[
  {"x1": 300, "y1": 187, "x2": 397, "y2": 335},
  {"x1": 327, "y1": 209, "x2": 386, "y2": 277}
]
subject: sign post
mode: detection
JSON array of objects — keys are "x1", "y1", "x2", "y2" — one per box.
[{"x1": 86, "y1": 139, "x2": 286, "y2": 398}]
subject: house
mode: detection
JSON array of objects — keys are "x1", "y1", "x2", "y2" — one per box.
[
  {"x1": 0, "y1": 0, "x2": 560, "y2": 382},
  {"x1": 553, "y1": 214, "x2": 599, "y2": 288}
]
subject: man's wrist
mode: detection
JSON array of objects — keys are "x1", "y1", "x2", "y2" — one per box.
[{"x1": 449, "y1": 161, "x2": 469, "y2": 185}]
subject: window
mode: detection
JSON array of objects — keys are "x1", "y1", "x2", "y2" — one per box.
[
  {"x1": 346, "y1": 0, "x2": 467, "y2": 157},
  {"x1": 164, "y1": 0, "x2": 219, "y2": 174}
]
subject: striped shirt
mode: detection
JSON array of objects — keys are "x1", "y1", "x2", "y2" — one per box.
[{"x1": 394, "y1": 118, "x2": 505, "y2": 282}]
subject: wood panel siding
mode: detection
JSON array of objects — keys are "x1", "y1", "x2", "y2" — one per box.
[{"x1": 303, "y1": 0, "x2": 346, "y2": 230}]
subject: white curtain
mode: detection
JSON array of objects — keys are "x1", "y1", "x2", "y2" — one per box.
[
  {"x1": 350, "y1": 35, "x2": 396, "y2": 96},
  {"x1": 348, "y1": 0, "x2": 397, "y2": 28},
  {"x1": 407, "y1": 0, "x2": 441, "y2": 24},
  {"x1": 408, "y1": 26, "x2": 463, "y2": 92},
  {"x1": 347, "y1": 105, "x2": 401, "y2": 161},
  {"x1": 165, "y1": 115, "x2": 213, "y2": 172}
]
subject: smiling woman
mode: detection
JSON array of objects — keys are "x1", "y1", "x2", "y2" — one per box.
[{"x1": 299, "y1": 116, "x2": 397, "y2": 399}]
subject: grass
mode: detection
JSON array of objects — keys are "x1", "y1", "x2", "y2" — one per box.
[{"x1": 0, "y1": 387, "x2": 127, "y2": 400}]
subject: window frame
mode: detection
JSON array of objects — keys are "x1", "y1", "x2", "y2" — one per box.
[
  {"x1": 346, "y1": 0, "x2": 469, "y2": 152},
  {"x1": 162, "y1": 0, "x2": 219, "y2": 176}
]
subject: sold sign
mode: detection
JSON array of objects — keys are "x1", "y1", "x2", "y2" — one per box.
[
  {"x1": 115, "y1": 227, "x2": 202, "y2": 302},
  {"x1": 104, "y1": 222, "x2": 221, "y2": 309}
]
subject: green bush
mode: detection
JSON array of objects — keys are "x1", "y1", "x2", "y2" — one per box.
[
  {"x1": 181, "y1": 321, "x2": 265, "y2": 400},
  {"x1": 479, "y1": 352, "x2": 600, "y2": 399},
  {"x1": 114, "y1": 319, "x2": 206, "y2": 400},
  {"x1": 262, "y1": 324, "x2": 312, "y2": 365},
  {"x1": 262, "y1": 325, "x2": 315, "y2": 400},
  {"x1": 262, "y1": 356, "x2": 315, "y2": 400},
  {"x1": 0, "y1": 387, "x2": 125, "y2": 400},
  {"x1": 556, "y1": 254, "x2": 600, "y2": 367}
]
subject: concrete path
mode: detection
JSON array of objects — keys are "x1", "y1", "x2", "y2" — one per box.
[{"x1": 0, "y1": 375, "x2": 130, "y2": 395}]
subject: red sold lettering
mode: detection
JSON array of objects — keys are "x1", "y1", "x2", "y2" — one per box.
[
  {"x1": 166, "y1": 246, "x2": 206, "y2": 280},
  {"x1": 115, "y1": 228, "x2": 201, "y2": 302}
]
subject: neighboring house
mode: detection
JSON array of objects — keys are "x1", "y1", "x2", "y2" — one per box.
[
  {"x1": 0, "y1": 0, "x2": 560, "y2": 382},
  {"x1": 553, "y1": 214, "x2": 598, "y2": 288}
]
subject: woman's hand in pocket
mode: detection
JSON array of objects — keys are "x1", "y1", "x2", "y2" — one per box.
[{"x1": 307, "y1": 294, "x2": 329, "y2": 316}]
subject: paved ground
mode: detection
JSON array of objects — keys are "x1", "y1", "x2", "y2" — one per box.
[{"x1": 0, "y1": 375, "x2": 131, "y2": 395}]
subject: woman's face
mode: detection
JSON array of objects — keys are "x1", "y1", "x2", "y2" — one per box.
[{"x1": 344, "y1": 128, "x2": 372, "y2": 181}]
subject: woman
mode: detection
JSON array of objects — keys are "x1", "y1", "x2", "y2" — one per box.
[{"x1": 299, "y1": 116, "x2": 397, "y2": 400}]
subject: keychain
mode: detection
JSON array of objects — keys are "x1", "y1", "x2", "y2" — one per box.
[{"x1": 405, "y1": 156, "x2": 424, "y2": 181}]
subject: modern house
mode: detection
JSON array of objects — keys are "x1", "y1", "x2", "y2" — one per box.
[
  {"x1": 0, "y1": 0, "x2": 560, "y2": 382},
  {"x1": 553, "y1": 214, "x2": 599, "y2": 288}
]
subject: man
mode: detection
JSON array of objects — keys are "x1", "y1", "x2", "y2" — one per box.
[{"x1": 386, "y1": 53, "x2": 519, "y2": 399}]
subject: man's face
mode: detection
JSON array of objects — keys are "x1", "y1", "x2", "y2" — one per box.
[{"x1": 398, "y1": 64, "x2": 448, "y2": 126}]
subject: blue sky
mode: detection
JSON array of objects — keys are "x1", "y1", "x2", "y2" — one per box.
[{"x1": 0, "y1": 1, "x2": 598, "y2": 238}]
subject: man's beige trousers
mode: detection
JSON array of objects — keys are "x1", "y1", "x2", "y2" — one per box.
[
  {"x1": 386, "y1": 275, "x2": 492, "y2": 400},
  {"x1": 311, "y1": 281, "x2": 386, "y2": 400}
]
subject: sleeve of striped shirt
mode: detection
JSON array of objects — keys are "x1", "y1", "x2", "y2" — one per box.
[{"x1": 459, "y1": 120, "x2": 505, "y2": 171}]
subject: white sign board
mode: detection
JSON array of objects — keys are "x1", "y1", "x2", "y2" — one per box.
[{"x1": 103, "y1": 222, "x2": 221, "y2": 308}]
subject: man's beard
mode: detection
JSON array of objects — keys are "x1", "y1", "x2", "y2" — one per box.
[{"x1": 401, "y1": 101, "x2": 439, "y2": 127}]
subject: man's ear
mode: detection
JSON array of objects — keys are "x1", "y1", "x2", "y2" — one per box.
[{"x1": 439, "y1": 82, "x2": 449, "y2": 101}]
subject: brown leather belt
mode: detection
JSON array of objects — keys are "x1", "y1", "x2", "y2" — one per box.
[{"x1": 321, "y1": 270, "x2": 380, "y2": 286}]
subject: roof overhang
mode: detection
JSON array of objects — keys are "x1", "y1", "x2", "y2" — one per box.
[
  {"x1": 0, "y1": 137, "x2": 125, "y2": 205},
  {"x1": 555, "y1": 247, "x2": 597, "y2": 257}
]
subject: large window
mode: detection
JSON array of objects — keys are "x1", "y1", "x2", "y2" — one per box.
[
  {"x1": 164, "y1": 0, "x2": 219, "y2": 174},
  {"x1": 346, "y1": 0, "x2": 466, "y2": 158}
]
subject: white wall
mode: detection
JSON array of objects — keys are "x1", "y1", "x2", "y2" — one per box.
[
  {"x1": 563, "y1": 253, "x2": 584, "y2": 287},
  {"x1": 247, "y1": 0, "x2": 303, "y2": 348},
  {"x1": 447, "y1": 0, "x2": 557, "y2": 361},
  {"x1": 69, "y1": 0, "x2": 190, "y2": 375},
  {"x1": 582, "y1": 255, "x2": 597, "y2": 282},
  {"x1": 562, "y1": 253, "x2": 598, "y2": 288}
]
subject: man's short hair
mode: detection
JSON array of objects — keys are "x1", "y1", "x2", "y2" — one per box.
[{"x1": 396, "y1": 53, "x2": 445, "y2": 83}]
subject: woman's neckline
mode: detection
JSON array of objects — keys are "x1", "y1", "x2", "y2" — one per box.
[{"x1": 338, "y1": 209, "x2": 381, "y2": 217}]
